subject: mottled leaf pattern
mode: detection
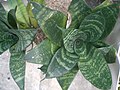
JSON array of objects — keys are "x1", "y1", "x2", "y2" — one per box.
[
  {"x1": 0, "y1": 20, "x2": 18, "y2": 54},
  {"x1": 97, "y1": 4, "x2": 119, "y2": 39},
  {"x1": 10, "y1": 29, "x2": 37, "y2": 52},
  {"x1": 68, "y1": 0, "x2": 92, "y2": 28},
  {"x1": 64, "y1": 13, "x2": 105, "y2": 53},
  {"x1": 79, "y1": 13, "x2": 105, "y2": 42},
  {"x1": 46, "y1": 48, "x2": 79, "y2": 78},
  {"x1": 10, "y1": 51, "x2": 26, "y2": 90},
  {"x1": 32, "y1": 2, "x2": 67, "y2": 46},
  {"x1": 77, "y1": 43, "x2": 112, "y2": 90},
  {"x1": 57, "y1": 66, "x2": 78, "y2": 90},
  {"x1": 25, "y1": 39, "x2": 53, "y2": 65}
]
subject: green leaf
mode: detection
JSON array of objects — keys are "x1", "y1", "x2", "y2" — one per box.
[
  {"x1": 46, "y1": 48, "x2": 79, "y2": 78},
  {"x1": 8, "y1": 8, "x2": 18, "y2": 29},
  {"x1": 16, "y1": 1, "x2": 30, "y2": 28},
  {"x1": 8, "y1": 0, "x2": 18, "y2": 9},
  {"x1": 77, "y1": 43, "x2": 112, "y2": 90},
  {"x1": 29, "y1": 0, "x2": 45, "y2": 5},
  {"x1": 57, "y1": 65, "x2": 78, "y2": 90},
  {"x1": 26, "y1": 3, "x2": 38, "y2": 28},
  {"x1": 94, "y1": 0, "x2": 112, "y2": 10},
  {"x1": 10, "y1": 51, "x2": 26, "y2": 90},
  {"x1": 79, "y1": 13, "x2": 105, "y2": 42},
  {"x1": 0, "y1": 21, "x2": 18, "y2": 54},
  {"x1": 99, "y1": 46, "x2": 116, "y2": 63},
  {"x1": 68, "y1": 0, "x2": 92, "y2": 28},
  {"x1": 10, "y1": 29, "x2": 37, "y2": 52},
  {"x1": 93, "y1": 41, "x2": 116, "y2": 63},
  {"x1": 25, "y1": 39, "x2": 53, "y2": 65},
  {"x1": 64, "y1": 13, "x2": 105, "y2": 53},
  {"x1": 96, "y1": 4, "x2": 119, "y2": 39},
  {"x1": 8, "y1": 0, "x2": 31, "y2": 28},
  {"x1": 0, "y1": 3, "x2": 7, "y2": 20},
  {"x1": 32, "y1": 2, "x2": 67, "y2": 46},
  {"x1": 39, "y1": 65, "x2": 48, "y2": 73}
]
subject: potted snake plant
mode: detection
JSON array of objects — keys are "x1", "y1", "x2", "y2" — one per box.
[{"x1": 0, "y1": 0, "x2": 120, "y2": 90}]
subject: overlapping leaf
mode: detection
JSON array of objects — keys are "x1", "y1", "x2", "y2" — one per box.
[
  {"x1": 76, "y1": 43, "x2": 112, "y2": 90},
  {"x1": 25, "y1": 39, "x2": 53, "y2": 65},
  {"x1": 64, "y1": 13, "x2": 105, "y2": 53},
  {"x1": 10, "y1": 29, "x2": 37, "y2": 52},
  {"x1": 57, "y1": 65, "x2": 78, "y2": 90},
  {"x1": 96, "y1": 4, "x2": 120, "y2": 39},
  {"x1": 46, "y1": 48, "x2": 79, "y2": 78},
  {"x1": 9, "y1": 51, "x2": 26, "y2": 90},
  {"x1": 32, "y1": 2, "x2": 67, "y2": 46},
  {"x1": 68, "y1": 0, "x2": 92, "y2": 28}
]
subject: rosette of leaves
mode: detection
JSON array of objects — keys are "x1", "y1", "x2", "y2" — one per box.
[{"x1": 0, "y1": 0, "x2": 119, "y2": 90}]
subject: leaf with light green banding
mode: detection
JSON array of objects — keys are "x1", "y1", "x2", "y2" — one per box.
[
  {"x1": 79, "y1": 13, "x2": 105, "y2": 42},
  {"x1": 24, "y1": 39, "x2": 53, "y2": 65},
  {"x1": 10, "y1": 51, "x2": 26, "y2": 90},
  {"x1": 46, "y1": 48, "x2": 79, "y2": 78},
  {"x1": 76, "y1": 43, "x2": 112, "y2": 90},
  {"x1": 8, "y1": 8, "x2": 18, "y2": 29},
  {"x1": 64, "y1": 13, "x2": 105, "y2": 53},
  {"x1": 96, "y1": 4, "x2": 119, "y2": 39},
  {"x1": 10, "y1": 29, "x2": 37, "y2": 52},
  {"x1": 32, "y1": 2, "x2": 67, "y2": 46},
  {"x1": 57, "y1": 65, "x2": 78, "y2": 90},
  {"x1": 68, "y1": 0, "x2": 92, "y2": 28}
]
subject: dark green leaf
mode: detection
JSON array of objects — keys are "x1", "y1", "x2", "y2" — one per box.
[
  {"x1": 0, "y1": 21, "x2": 18, "y2": 55},
  {"x1": 79, "y1": 13, "x2": 105, "y2": 42},
  {"x1": 32, "y1": 2, "x2": 67, "y2": 46},
  {"x1": 46, "y1": 48, "x2": 79, "y2": 78},
  {"x1": 77, "y1": 43, "x2": 112, "y2": 90},
  {"x1": 57, "y1": 65, "x2": 78, "y2": 90},
  {"x1": 8, "y1": 8, "x2": 18, "y2": 29},
  {"x1": 64, "y1": 13, "x2": 105, "y2": 53},
  {"x1": 96, "y1": 4, "x2": 119, "y2": 39},
  {"x1": 10, "y1": 51, "x2": 26, "y2": 90},
  {"x1": 0, "y1": 3, "x2": 7, "y2": 20},
  {"x1": 10, "y1": 29, "x2": 37, "y2": 52},
  {"x1": 25, "y1": 39, "x2": 53, "y2": 65},
  {"x1": 68, "y1": 0, "x2": 92, "y2": 28},
  {"x1": 39, "y1": 65, "x2": 48, "y2": 73},
  {"x1": 99, "y1": 46, "x2": 116, "y2": 63}
]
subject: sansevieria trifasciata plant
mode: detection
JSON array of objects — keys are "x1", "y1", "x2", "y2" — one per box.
[{"x1": 0, "y1": 0, "x2": 119, "y2": 90}]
